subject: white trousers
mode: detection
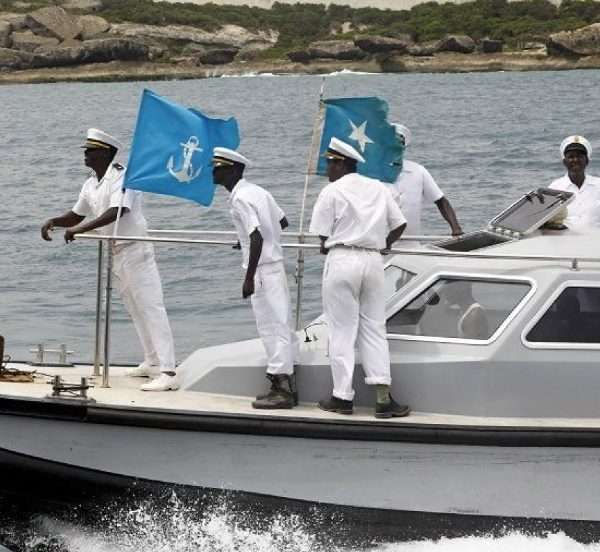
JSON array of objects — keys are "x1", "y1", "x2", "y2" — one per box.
[
  {"x1": 322, "y1": 248, "x2": 391, "y2": 401},
  {"x1": 112, "y1": 242, "x2": 176, "y2": 371},
  {"x1": 250, "y1": 261, "x2": 297, "y2": 376}
]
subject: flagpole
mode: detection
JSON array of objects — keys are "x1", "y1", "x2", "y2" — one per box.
[{"x1": 294, "y1": 78, "x2": 326, "y2": 331}]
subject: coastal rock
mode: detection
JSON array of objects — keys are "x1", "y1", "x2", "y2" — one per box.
[
  {"x1": 286, "y1": 49, "x2": 311, "y2": 63},
  {"x1": 109, "y1": 23, "x2": 278, "y2": 49},
  {"x1": 354, "y1": 34, "x2": 412, "y2": 54},
  {"x1": 307, "y1": 40, "x2": 367, "y2": 60},
  {"x1": 78, "y1": 15, "x2": 109, "y2": 40},
  {"x1": 437, "y1": 34, "x2": 476, "y2": 54},
  {"x1": 407, "y1": 41, "x2": 439, "y2": 56},
  {"x1": 547, "y1": 23, "x2": 600, "y2": 56},
  {"x1": 195, "y1": 47, "x2": 238, "y2": 65},
  {"x1": 62, "y1": 0, "x2": 104, "y2": 10},
  {"x1": 0, "y1": 21, "x2": 11, "y2": 48},
  {"x1": 11, "y1": 30, "x2": 59, "y2": 52},
  {"x1": 0, "y1": 13, "x2": 27, "y2": 31},
  {"x1": 481, "y1": 38, "x2": 503, "y2": 53},
  {"x1": 25, "y1": 6, "x2": 83, "y2": 41},
  {"x1": 0, "y1": 46, "x2": 34, "y2": 69},
  {"x1": 32, "y1": 38, "x2": 149, "y2": 68}
]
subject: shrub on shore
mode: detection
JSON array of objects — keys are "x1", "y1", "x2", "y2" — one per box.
[{"x1": 2, "y1": 0, "x2": 600, "y2": 50}]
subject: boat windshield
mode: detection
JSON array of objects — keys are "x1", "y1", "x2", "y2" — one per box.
[
  {"x1": 387, "y1": 277, "x2": 531, "y2": 340},
  {"x1": 384, "y1": 264, "x2": 416, "y2": 298}
]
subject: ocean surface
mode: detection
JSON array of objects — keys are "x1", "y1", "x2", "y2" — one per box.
[{"x1": 2, "y1": 69, "x2": 600, "y2": 550}]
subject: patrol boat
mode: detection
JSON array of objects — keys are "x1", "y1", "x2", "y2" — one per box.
[{"x1": 2, "y1": 187, "x2": 600, "y2": 538}]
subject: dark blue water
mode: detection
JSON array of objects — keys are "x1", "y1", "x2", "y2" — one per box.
[{"x1": 2, "y1": 70, "x2": 600, "y2": 550}]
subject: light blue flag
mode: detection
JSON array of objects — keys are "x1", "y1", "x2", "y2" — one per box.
[
  {"x1": 124, "y1": 89, "x2": 240, "y2": 206},
  {"x1": 317, "y1": 97, "x2": 403, "y2": 183}
]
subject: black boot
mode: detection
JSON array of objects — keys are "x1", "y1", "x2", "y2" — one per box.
[
  {"x1": 318, "y1": 396, "x2": 353, "y2": 415},
  {"x1": 252, "y1": 374, "x2": 295, "y2": 409},
  {"x1": 255, "y1": 372, "x2": 298, "y2": 406},
  {"x1": 375, "y1": 396, "x2": 410, "y2": 419}
]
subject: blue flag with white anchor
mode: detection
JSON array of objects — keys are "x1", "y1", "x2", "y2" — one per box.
[
  {"x1": 124, "y1": 89, "x2": 240, "y2": 206},
  {"x1": 317, "y1": 97, "x2": 403, "y2": 184}
]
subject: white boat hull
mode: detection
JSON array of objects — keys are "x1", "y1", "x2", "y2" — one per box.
[{"x1": 2, "y1": 410, "x2": 600, "y2": 523}]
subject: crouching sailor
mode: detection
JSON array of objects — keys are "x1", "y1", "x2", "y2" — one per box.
[
  {"x1": 212, "y1": 147, "x2": 297, "y2": 409},
  {"x1": 40, "y1": 128, "x2": 177, "y2": 391},
  {"x1": 549, "y1": 135, "x2": 600, "y2": 228},
  {"x1": 309, "y1": 137, "x2": 410, "y2": 419}
]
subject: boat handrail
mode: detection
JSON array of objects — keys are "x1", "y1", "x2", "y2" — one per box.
[{"x1": 75, "y1": 233, "x2": 597, "y2": 264}]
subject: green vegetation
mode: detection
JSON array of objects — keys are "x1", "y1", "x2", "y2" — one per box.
[{"x1": 2, "y1": 0, "x2": 600, "y2": 49}]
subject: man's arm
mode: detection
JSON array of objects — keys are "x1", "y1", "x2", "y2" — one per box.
[
  {"x1": 242, "y1": 229, "x2": 263, "y2": 298},
  {"x1": 64, "y1": 206, "x2": 130, "y2": 243},
  {"x1": 41, "y1": 211, "x2": 85, "y2": 241},
  {"x1": 435, "y1": 197, "x2": 463, "y2": 236},
  {"x1": 385, "y1": 223, "x2": 407, "y2": 251}
]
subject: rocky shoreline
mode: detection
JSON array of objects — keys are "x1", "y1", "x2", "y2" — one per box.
[{"x1": 2, "y1": 4, "x2": 600, "y2": 85}]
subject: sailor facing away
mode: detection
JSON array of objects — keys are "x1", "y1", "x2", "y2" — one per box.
[
  {"x1": 40, "y1": 129, "x2": 177, "y2": 391},
  {"x1": 391, "y1": 124, "x2": 462, "y2": 240},
  {"x1": 549, "y1": 135, "x2": 600, "y2": 228},
  {"x1": 212, "y1": 147, "x2": 298, "y2": 410},
  {"x1": 309, "y1": 137, "x2": 410, "y2": 419}
]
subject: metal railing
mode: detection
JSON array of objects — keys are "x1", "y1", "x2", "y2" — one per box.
[{"x1": 77, "y1": 230, "x2": 598, "y2": 387}]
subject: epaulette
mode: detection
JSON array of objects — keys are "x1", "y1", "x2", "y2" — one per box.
[{"x1": 113, "y1": 163, "x2": 125, "y2": 171}]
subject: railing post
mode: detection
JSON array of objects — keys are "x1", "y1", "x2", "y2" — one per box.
[
  {"x1": 294, "y1": 235, "x2": 305, "y2": 331},
  {"x1": 102, "y1": 240, "x2": 114, "y2": 388},
  {"x1": 93, "y1": 240, "x2": 104, "y2": 377}
]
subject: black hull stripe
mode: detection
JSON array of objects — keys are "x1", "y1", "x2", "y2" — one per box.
[{"x1": 1, "y1": 395, "x2": 600, "y2": 447}]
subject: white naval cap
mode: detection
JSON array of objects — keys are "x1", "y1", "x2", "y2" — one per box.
[
  {"x1": 393, "y1": 123, "x2": 411, "y2": 146},
  {"x1": 81, "y1": 128, "x2": 123, "y2": 151},
  {"x1": 560, "y1": 134, "x2": 592, "y2": 160},
  {"x1": 212, "y1": 146, "x2": 251, "y2": 167},
  {"x1": 323, "y1": 137, "x2": 365, "y2": 164}
]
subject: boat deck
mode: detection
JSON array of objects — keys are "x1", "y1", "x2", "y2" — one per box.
[{"x1": 3, "y1": 362, "x2": 600, "y2": 430}]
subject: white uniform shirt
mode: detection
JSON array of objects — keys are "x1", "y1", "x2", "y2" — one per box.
[
  {"x1": 549, "y1": 174, "x2": 600, "y2": 228},
  {"x1": 309, "y1": 173, "x2": 406, "y2": 250},
  {"x1": 72, "y1": 163, "x2": 148, "y2": 239},
  {"x1": 391, "y1": 160, "x2": 444, "y2": 235},
  {"x1": 229, "y1": 178, "x2": 285, "y2": 268}
]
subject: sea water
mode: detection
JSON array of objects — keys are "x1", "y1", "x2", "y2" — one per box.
[{"x1": 2, "y1": 70, "x2": 600, "y2": 549}]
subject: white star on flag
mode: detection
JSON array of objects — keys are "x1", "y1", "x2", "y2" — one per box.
[{"x1": 348, "y1": 119, "x2": 374, "y2": 153}]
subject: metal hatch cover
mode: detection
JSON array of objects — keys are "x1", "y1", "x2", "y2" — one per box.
[{"x1": 487, "y1": 188, "x2": 574, "y2": 237}]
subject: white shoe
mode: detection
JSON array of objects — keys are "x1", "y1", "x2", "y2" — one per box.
[
  {"x1": 125, "y1": 362, "x2": 159, "y2": 378},
  {"x1": 140, "y1": 373, "x2": 179, "y2": 392}
]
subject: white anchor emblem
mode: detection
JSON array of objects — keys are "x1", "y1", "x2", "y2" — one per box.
[{"x1": 167, "y1": 136, "x2": 203, "y2": 183}]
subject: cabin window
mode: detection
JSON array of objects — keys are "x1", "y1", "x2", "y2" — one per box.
[
  {"x1": 387, "y1": 277, "x2": 531, "y2": 340},
  {"x1": 384, "y1": 265, "x2": 415, "y2": 298},
  {"x1": 526, "y1": 287, "x2": 600, "y2": 343}
]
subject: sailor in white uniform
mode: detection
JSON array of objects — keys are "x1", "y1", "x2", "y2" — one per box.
[
  {"x1": 41, "y1": 129, "x2": 177, "y2": 391},
  {"x1": 212, "y1": 147, "x2": 297, "y2": 410},
  {"x1": 391, "y1": 124, "x2": 463, "y2": 240},
  {"x1": 549, "y1": 135, "x2": 600, "y2": 229},
  {"x1": 309, "y1": 137, "x2": 410, "y2": 419}
]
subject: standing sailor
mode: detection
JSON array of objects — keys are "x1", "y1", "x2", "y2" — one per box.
[
  {"x1": 212, "y1": 147, "x2": 297, "y2": 409},
  {"x1": 309, "y1": 137, "x2": 410, "y2": 419},
  {"x1": 391, "y1": 124, "x2": 462, "y2": 238},
  {"x1": 40, "y1": 129, "x2": 177, "y2": 391},
  {"x1": 549, "y1": 135, "x2": 600, "y2": 228}
]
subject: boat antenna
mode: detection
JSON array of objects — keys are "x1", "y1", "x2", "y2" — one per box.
[{"x1": 294, "y1": 77, "x2": 326, "y2": 331}]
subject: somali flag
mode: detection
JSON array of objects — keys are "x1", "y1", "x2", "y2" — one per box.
[
  {"x1": 317, "y1": 97, "x2": 403, "y2": 184},
  {"x1": 124, "y1": 89, "x2": 240, "y2": 206}
]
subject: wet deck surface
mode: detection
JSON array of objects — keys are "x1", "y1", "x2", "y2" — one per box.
[{"x1": 3, "y1": 362, "x2": 600, "y2": 429}]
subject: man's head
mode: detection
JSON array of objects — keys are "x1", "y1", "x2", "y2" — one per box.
[
  {"x1": 560, "y1": 135, "x2": 591, "y2": 177},
  {"x1": 82, "y1": 128, "x2": 121, "y2": 170},
  {"x1": 212, "y1": 147, "x2": 250, "y2": 190},
  {"x1": 393, "y1": 123, "x2": 411, "y2": 147},
  {"x1": 322, "y1": 137, "x2": 365, "y2": 182}
]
